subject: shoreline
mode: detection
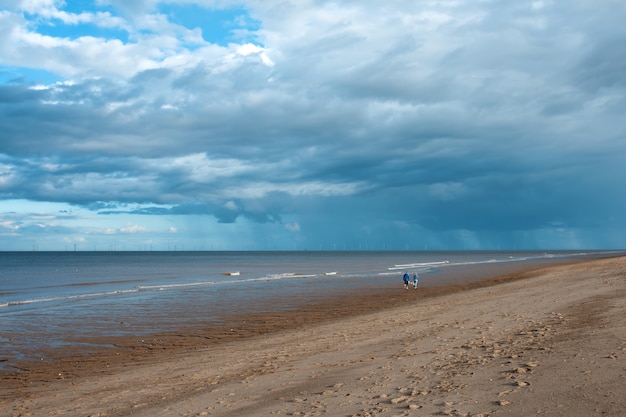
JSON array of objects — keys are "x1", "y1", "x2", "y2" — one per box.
[
  {"x1": 2, "y1": 255, "x2": 625, "y2": 416},
  {"x1": 1, "y1": 258, "x2": 585, "y2": 384}
]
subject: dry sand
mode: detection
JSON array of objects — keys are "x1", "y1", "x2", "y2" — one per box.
[{"x1": 2, "y1": 256, "x2": 625, "y2": 417}]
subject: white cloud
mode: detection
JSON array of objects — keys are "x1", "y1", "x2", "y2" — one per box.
[
  {"x1": 285, "y1": 222, "x2": 300, "y2": 232},
  {"x1": 224, "y1": 201, "x2": 239, "y2": 211},
  {"x1": 236, "y1": 43, "x2": 274, "y2": 66},
  {"x1": 222, "y1": 181, "x2": 369, "y2": 200},
  {"x1": 0, "y1": 3, "x2": 264, "y2": 80},
  {"x1": 0, "y1": 220, "x2": 20, "y2": 235},
  {"x1": 120, "y1": 223, "x2": 148, "y2": 233},
  {"x1": 20, "y1": 0, "x2": 59, "y2": 14},
  {"x1": 165, "y1": 153, "x2": 252, "y2": 182}
]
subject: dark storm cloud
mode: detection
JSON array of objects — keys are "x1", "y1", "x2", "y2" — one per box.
[{"x1": 98, "y1": 198, "x2": 286, "y2": 225}]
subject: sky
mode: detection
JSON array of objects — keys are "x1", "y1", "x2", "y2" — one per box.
[{"x1": 1, "y1": 0, "x2": 625, "y2": 252}]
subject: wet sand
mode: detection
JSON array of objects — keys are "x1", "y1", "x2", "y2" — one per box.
[{"x1": 2, "y1": 255, "x2": 625, "y2": 416}]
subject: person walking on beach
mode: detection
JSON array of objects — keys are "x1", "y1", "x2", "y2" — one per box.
[
  {"x1": 403, "y1": 272, "x2": 410, "y2": 289},
  {"x1": 412, "y1": 273, "x2": 419, "y2": 289}
]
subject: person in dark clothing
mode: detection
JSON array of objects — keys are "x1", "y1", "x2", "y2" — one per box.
[{"x1": 403, "y1": 272, "x2": 410, "y2": 289}]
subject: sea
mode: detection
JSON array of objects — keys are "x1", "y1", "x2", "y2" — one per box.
[{"x1": 0, "y1": 250, "x2": 621, "y2": 370}]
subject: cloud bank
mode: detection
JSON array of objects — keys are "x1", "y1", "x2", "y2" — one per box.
[{"x1": 1, "y1": 0, "x2": 625, "y2": 250}]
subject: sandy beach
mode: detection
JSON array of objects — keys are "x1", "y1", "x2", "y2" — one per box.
[{"x1": 2, "y1": 255, "x2": 625, "y2": 417}]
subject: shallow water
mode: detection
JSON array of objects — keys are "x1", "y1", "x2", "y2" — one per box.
[{"x1": 0, "y1": 250, "x2": 619, "y2": 367}]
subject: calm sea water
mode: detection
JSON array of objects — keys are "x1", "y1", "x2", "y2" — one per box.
[{"x1": 0, "y1": 250, "x2": 619, "y2": 368}]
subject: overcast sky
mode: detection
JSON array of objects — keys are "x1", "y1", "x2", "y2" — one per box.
[{"x1": 1, "y1": 0, "x2": 625, "y2": 251}]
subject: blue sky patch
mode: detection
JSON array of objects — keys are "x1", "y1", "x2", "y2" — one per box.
[
  {"x1": 33, "y1": 20, "x2": 130, "y2": 43},
  {"x1": 158, "y1": 3, "x2": 261, "y2": 46},
  {"x1": 26, "y1": 0, "x2": 129, "y2": 43},
  {"x1": 58, "y1": 0, "x2": 102, "y2": 15},
  {"x1": 0, "y1": 66, "x2": 62, "y2": 86}
]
